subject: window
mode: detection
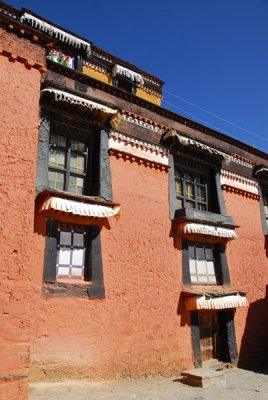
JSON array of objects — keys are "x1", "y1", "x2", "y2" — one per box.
[
  {"x1": 43, "y1": 219, "x2": 105, "y2": 298},
  {"x1": 262, "y1": 191, "x2": 268, "y2": 228},
  {"x1": 57, "y1": 226, "x2": 87, "y2": 279},
  {"x1": 175, "y1": 168, "x2": 208, "y2": 211},
  {"x1": 182, "y1": 241, "x2": 231, "y2": 287},
  {"x1": 188, "y1": 243, "x2": 217, "y2": 284},
  {"x1": 48, "y1": 133, "x2": 88, "y2": 195},
  {"x1": 113, "y1": 76, "x2": 136, "y2": 95}
]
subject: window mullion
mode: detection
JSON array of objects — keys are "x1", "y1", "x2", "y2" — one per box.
[{"x1": 65, "y1": 138, "x2": 71, "y2": 192}]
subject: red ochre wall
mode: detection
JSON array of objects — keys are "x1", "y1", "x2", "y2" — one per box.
[
  {"x1": 29, "y1": 155, "x2": 194, "y2": 380},
  {"x1": 0, "y1": 32, "x2": 45, "y2": 399},
  {"x1": 224, "y1": 191, "x2": 268, "y2": 368}
]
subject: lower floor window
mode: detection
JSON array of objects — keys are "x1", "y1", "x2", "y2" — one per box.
[
  {"x1": 43, "y1": 219, "x2": 105, "y2": 298},
  {"x1": 57, "y1": 227, "x2": 87, "y2": 279},
  {"x1": 189, "y1": 243, "x2": 217, "y2": 284}
]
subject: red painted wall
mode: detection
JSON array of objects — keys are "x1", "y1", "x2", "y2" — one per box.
[
  {"x1": 0, "y1": 32, "x2": 44, "y2": 399},
  {"x1": 224, "y1": 191, "x2": 268, "y2": 367},
  {"x1": 30, "y1": 154, "x2": 194, "y2": 380}
]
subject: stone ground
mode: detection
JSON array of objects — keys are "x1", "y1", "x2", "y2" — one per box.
[{"x1": 29, "y1": 367, "x2": 268, "y2": 400}]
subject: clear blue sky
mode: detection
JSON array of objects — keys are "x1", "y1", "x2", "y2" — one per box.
[{"x1": 5, "y1": 0, "x2": 268, "y2": 153}]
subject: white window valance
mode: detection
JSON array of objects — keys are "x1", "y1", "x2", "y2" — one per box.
[
  {"x1": 112, "y1": 65, "x2": 144, "y2": 86},
  {"x1": 41, "y1": 89, "x2": 118, "y2": 115},
  {"x1": 184, "y1": 223, "x2": 237, "y2": 239},
  {"x1": 185, "y1": 293, "x2": 248, "y2": 311},
  {"x1": 20, "y1": 13, "x2": 91, "y2": 56},
  {"x1": 39, "y1": 196, "x2": 120, "y2": 219}
]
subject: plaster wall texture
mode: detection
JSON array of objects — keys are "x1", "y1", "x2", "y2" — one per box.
[
  {"x1": 29, "y1": 155, "x2": 193, "y2": 380},
  {"x1": 224, "y1": 192, "x2": 268, "y2": 367},
  {"x1": 0, "y1": 33, "x2": 44, "y2": 400}
]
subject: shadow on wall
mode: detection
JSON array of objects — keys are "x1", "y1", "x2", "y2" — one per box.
[{"x1": 238, "y1": 284, "x2": 268, "y2": 371}]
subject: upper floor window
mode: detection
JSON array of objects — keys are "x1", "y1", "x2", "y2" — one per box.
[
  {"x1": 175, "y1": 168, "x2": 208, "y2": 211},
  {"x1": 113, "y1": 76, "x2": 136, "y2": 95},
  {"x1": 48, "y1": 132, "x2": 88, "y2": 195}
]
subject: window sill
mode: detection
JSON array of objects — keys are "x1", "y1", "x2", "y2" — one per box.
[
  {"x1": 42, "y1": 281, "x2": 105, "y2": 299},
  {"x1": 36, "y1": 189, "x2": 119, "y2": 207},
  {"x1": 174, "y1": 208, "x2": 236, "y2": 228}
]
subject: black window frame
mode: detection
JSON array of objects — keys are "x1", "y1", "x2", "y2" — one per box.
[
  {"x1": 182, "y1": 240, "x2": 230, "y2": 287},
  {"x1": 43, "y1": 219, "x2": 105, "y2": 298},
  {"x1": 175, "y1": 167, "x2": 209, "y2": 211},
  {"x1": 112, "y1": 76, "x2": 136, "y2": 95},
  {"x1": 260, "y1": 187, "x2": 268, "y2": 234},
  {"x1": 37, "y1": 109, "x2": 113, "y2": 201},
  {"x1": 188, "y1": 242, "x2": 218, "y2": 285},
  {"x1": 48, "y1": 129, "x2": 91, "y2": 196}
]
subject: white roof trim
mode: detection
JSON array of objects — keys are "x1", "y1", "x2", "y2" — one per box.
[
  {"x1": 184, "y1": 223, "x2": 237, "y2": 239},
  {"x1": 41, "y1": 89, "x2": 117, "y2": 115},
  {"x1": 221, "y1": 170, "x2": 259, "y2": 195},
  {"x1": 185, "y1": 294, "x2": 248, "y2": 311},
  {"x1": 40, "y1": 196, "x2": 120, "y2": 219},
  {"x1": 20, "y1": 12, "x2": 91, "y2": 56},
  {"x1": 109, "y1": 131, "x2": 169, "y2": 166},
  {"x1": 112, "y1": 65, "x2": 144, "y2": 86}
]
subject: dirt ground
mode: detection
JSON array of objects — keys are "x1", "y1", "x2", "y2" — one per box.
[{"x1": 29, "y1": 367, "x2": 268, "y2": 400}]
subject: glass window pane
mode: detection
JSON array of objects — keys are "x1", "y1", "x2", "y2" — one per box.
[
  {"x1": 186, "y1": 180, "x2": 194, "y2": 199},
  {"x1": 48, "y1": 170, "x2": 65, "y2": 191},
  {"x1": 57, "y1": 266, "x2": 70, "y2": 277},
  {"x1": 205, "y1": 247, "x2": 214, "y2": 261},
  {"x1": 207, "y1": 261, "x2": 216, "y2": 275},
  {"x1": 188, "y1": 245, "x2": 195, "y2": 259},
  {"x1": 197, "y1": 186, "x2": 206, "y2": 203},
  {"x1": 189, "y1": 259, "x2": 196, "y2": 274},
  {"x1": 60, "y1": 231, "x2": 71, "y2": 246},
  {"x1": 58, "y1": 248, "x2": 71, "y2": 265},
  {"x1": 208, "y1": 275, "x2": 217, "y2": 284},
  {"x1": 69, "y1": 175, "x2": 84, "y2": 195},
  {"x1": 177, "y1": 198, "x2": 183, "y2": 209},
  {"x1": 71, "y1": 267, "x2": 83, "y2": 278},
  {"x1": 196, "y1": 260, "x2": 207, "y2": 275},
  {"x1": 198, "y1": 275, "x2": 209, "y2": 283},
  {"x1": 49, "y1": 149, "x2": 66, "y2": 168},
  {"x1": 73, "y1": 232, "x2": 84, "y2": 247},
  {"x1": 50, "y1": 134, "x2": 66, "y2": 147},
  {"x1": 198, "y1": 203, "x2": 206, "y2": 211},
  {"x1": 196, "y1": 246, "x2": 205, "y2": 260},
  {"x1": 71, "y1": 140, "x2": 86, "y2": 153},
  {"x1": 186, "y1": 200, "x2": 195, "y2": 209},
  {"x1": 70, "y1": 154, "x2": 86, "y2": 173},
  {"x1": 72, "y1": 249, "x2": 84, "y2": 266},
  {"x1": 190, "y1": 275, "x2": 198, "y2": 283}
]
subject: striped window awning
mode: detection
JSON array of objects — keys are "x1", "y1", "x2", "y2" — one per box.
[
  {"x1": 176, "y1": 222, "x2": 237, "y2": 242},
  {"x1": 39, "y1": 196, "x2": 120, "y2": 219},
  {"x1": 184, "y1": 223, "x2": 237, "y2": 239},
  {"x1": 41, "y1": 89, "x2": 117, "y2": 115},
  {"x1": 184, "y1": 292, "x2": 248, "y2": 311},
  {"x1": 112, "y1": 65, "x2": 144, "y2": 86}
]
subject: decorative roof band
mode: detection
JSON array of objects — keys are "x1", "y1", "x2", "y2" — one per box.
[
  {"x1": 20, "y1": 13, "x2": 91, "y2": 56},
  {"x1": 41, "y1": 89, "x2": 117, "y2": 115},
  {"x1": 221, "y1": 169, "x2": 259, "y2": 195},
  {"x1": 109, "y1": 131, "x2": 169, "y2": 167},
  {"x1": 121, "y1": 112, "x2": 165, "y2": 134},
  {"x1": 112, "y1": 65, "x2": 144, "y2": 86}
]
